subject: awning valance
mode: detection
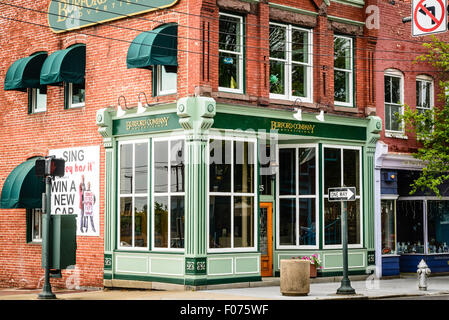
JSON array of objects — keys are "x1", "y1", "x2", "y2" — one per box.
[
  {"x1": 40, "y1": 44, "x2": 86, "y2": 85},
  {"x1": 127, "y1": 24, "x2": 178, "y2": 69},
  {"x1": 0, "y1": 159, "x2": 45, "y2": 209},
  {"x1": 4, "y1": 52, "x2": 48, "y2": 91}
]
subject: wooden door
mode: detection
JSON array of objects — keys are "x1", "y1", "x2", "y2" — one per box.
[{"x1": 259, "y1": 203, "x2": 273, "y2": 277}]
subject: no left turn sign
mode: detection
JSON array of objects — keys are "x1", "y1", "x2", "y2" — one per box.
[{"x1": 412, "y1": 0, "x2": 447, "y2": 36}]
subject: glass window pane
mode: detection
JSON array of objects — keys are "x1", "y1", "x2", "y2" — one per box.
[
  {"x1": 154, "y1": 141, "x2": 168, "y2": 193},
  {"x1": 219, "y1": 52, "x2": 240, "y2": 89},
  {"x1": 386, "y1": 104, "x2": 401, "y2": 131},
  {"x1": 134, "y1": 197, "x2": 148, "y2": 247},
  {"x1": 160, "y1": 66, "x2": 177, "y2": 93},
  {"x1": 334, "y1": 70, "x2": 350, "y2": 103},
  {"x1": 120, "y1": 144, "x2": 133, "y2": 194},
  {"x1": 209, "y1": 139, "x2": 232, "y2": 192},
  {"x1": 298, "y1": 147, "x2": 315, "y2": 195},
  {"x1": 292, "y1": 64, "x2": 307, "y2": 97},
  {"x1": 279, "y1": 148, "x2": 296, "y2": 195},
  {"x1": 416, "y1": 80, "x2": 422, "y2": 108},
  {"x1": 234, "y1": 196, "x2": 254, "y2": 247},
  {"x1": 219, "y1": 15, "x2": 240, "y2": 52},
  {"x1": 292, "y1": 29, "x2": 308, "y2": 63},
  {"x1": 324, "y1": 199, "x2": 341, "y2": 245},
  {"x1": 385, "y1": 76, "x2": 392, "y2": 103},
  {"x1": 391, "y1": 76, "x2": 401, "y2": 104},
  {"x1": 170, "y1": 196, "x2": 185, "y2": 249},
  {"x1": 299, "y1": 198, "x2": 315, "y2": 246},
  {"x1": 427, "y1": 201, "x2": 449, "y2": 254},
  {"x1": 269, "y1": 25, "x2": 286, "y2": 60},
  {"x1": 334, "y1": 37, "x2": 351, "y2": 70},
  {"x1": 135, "y1": 142, "x2": 148, "y2": 194},
  {"x1": 154, "y1": 196, "x2": 169, "y2": 248},
  {"x1": 381, "y1": 200, "x2": 396, "y2": 255},
  {"x1": 72, "y1": 82, "x2": 85, "y2": 105},
  {"x1": 120, "y1": 197, "x2": 133, "y2": 247},
  {"x1": 324, "y1": 148, "x2": 341, "y2": 193},
  {"x1": 234, "y1": 141, "x2": 254, "y2": 193},
  {"x1": 259, "y1": 206, "x2": 269, "y2": 255},
  {"x1": 279, "y1": 198, "x2": 296, "y2": 245},
  {"x1": 347, "y1": 199, "x2": 360, "y2": 244},
  {"x1": 269, "y1": 60, "x2": 285, "y2": 95},
  {"x1": 396, "y1": 200, "x2": 424, "y2": 254},
  {"x1": 209, "y1": 196, "x2": 231, "y2": 248},
  {"x1": 170, "y1": 139, "x2": 185, "y2": 193},
  {"x1": 343, "y1": 149, "x2": 360, "y2": 194},
  {"x1": 36, "y1": 88, "x2": 47, "y2": 111}
]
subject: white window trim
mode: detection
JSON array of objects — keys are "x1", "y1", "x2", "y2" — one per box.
[
  {"x1": 333, "y1": 35, "x2": 354, "y2": 107},
  {"x1": 384, "y1": 69, "x2": 405, "y2": 136},
  {"x1": 322, "y1": 144, "x2": 363, "y2": 249},
  {"x1": 156, "y1": 65, "x2": 177, "y2": 96},
  {"x1": 207, "y1": 135, "x2": 258, "y2": 253},
  {"x1": 218, "y1": 12, "x2": 244, "y2": 94},
  {"x1": 117, "y1": 139, "x2": 150, "y2": 251},
  {"x1": 31, "y1": 88, "x2": 46, "y2": 113},
  {"x1": 269, "y1": 23, "x2": 314, "y2": 103},
  {"x1": 276, "y1": 144, "x2": 319, "y2": 250},
  {"x1": 68, "y1": 82, "x2": 85, "y2": 108},
  {"x1": 31, "y1": 208, "x2": 43, "y2": 243},
  {"x1": 416, "y1": 75, "x2": 434, "y2": 113},
  {"x1": 151, "y1": 136, "x2": 185, "y2": 252}
]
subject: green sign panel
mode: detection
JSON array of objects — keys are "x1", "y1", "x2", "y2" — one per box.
[
  {"x1": 112, "y1": 112, "x2": 181, "y2": 135},
  {"x1": 48, "y1": 0, "x2": 180, "y2": 33}
]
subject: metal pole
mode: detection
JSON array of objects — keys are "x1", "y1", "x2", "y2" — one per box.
[
  {"x1": 38, "y1": 176, "x2": 56, "y2": 299},
  {"x1": 337, "y1": 200, "x2": 355, "y2": 295}
]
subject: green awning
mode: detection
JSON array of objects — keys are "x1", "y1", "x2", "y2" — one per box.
[
  {"x1": 127, "y1": 24, "x2": 178, "y2": 69},
  {"x1": 40, "y1": 44, "x2": 86, "y2": 85},
  {"x1": 0, "y1": 159, "x2": 45, "y2": 209},
  {"x1": 4, "y1": 52, "x2": 48, "y2": 91}
]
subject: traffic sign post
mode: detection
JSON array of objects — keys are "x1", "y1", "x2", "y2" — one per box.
[
  {"x1": 412, "y1": 0, "x2": 447, "y2": 36},
  {"x1": 329, "y1": 187, "x2": 357, "y2": 295}
]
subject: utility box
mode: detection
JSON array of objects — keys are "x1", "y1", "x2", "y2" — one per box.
[{"x1": 42, "y1": 214, "x2": 77, "y2": 270}]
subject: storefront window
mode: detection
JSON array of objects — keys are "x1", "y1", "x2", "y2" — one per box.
[
  {"x1": 397, "y1": 200, "x2": 424, "y2": 254},
  {"x1": 427, "y1": 201, "x2": 449, "y2": 254},
  {"x1": 381, "y1": 200, "x2": 396, "y2": 255},
  {"x1": 118, "y1": 141, "x2": 149, "y2": 248},
  {"x1": 153, "y1": 138, "x2": 185, "y2": 249},
  {"x1": 209, "y1": 138, "x2": 256, "y2": 250},
  {"x1": 323, "y1": 146, "x2": 361, "y2": 246},
  {"x1": 278, "y1": 146, "x2": 317, "y2": 247}
]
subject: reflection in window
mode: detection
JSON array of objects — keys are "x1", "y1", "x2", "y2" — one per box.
[
  {"x1": 209, "y1": 139, "x2": 256, "y2": 250},
  {"x1": 334, "y1": 36, "x2": 353, "y2": 106},
  {"x1": 397, "y1": 200, "x2": 424, "y2": 254},
  {"x1": 427, "y1": 201, "x2": 449, "y2": 254},
  {"x1": 381, "y1": 200, "x2": 396, "y2": 255}
]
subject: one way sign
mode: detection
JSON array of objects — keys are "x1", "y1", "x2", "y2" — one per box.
[
  {"x1": 328, "y1": 187, "x2": 356, "y2": 202},
  {"x1": 412, "y1": 0, "x2": 447, "y2": 36}
]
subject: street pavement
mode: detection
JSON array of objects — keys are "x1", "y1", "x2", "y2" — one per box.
[{"x1": 0, "y1": 275, "x2": 449, "y2": 300}]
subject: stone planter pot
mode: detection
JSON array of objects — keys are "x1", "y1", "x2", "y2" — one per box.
[
  {"x1": 280, "y1": 259, "x2": 310, "y2": 296},
  {"x1": 310, "y1": 264, "x2": 317, "y2": 278}
]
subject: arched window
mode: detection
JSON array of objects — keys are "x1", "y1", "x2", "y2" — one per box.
[{"x1": 416, "y1": 74, "x2": 434, "y2": 115}]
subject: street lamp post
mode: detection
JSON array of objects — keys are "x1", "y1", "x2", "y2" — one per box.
[{"x1": 336, "y1": 200, "x2": 355, "y2": 295}]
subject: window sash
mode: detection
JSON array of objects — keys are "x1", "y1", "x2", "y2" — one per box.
[
  {"x1": 207, "y1": 137, "x2": 257, "y2": 252},
  {"x1": 68, "y1": 82, "x2": 85, "y2": 108},
  {"x1": 31, "y1": 88, "x2": 47, "y2": 113},
  {"x1": 31, "y1": 208, "x2": 43, "y2": 242},
  {"x1": 157, "y1": 65, "x2": 177, "y2": 96},
  {"x1": 269, "y1": 23, "x2": 313, "y2": 102},
  {"x1": 333, "y1": 36, "x2": 353, "y2": 106}
]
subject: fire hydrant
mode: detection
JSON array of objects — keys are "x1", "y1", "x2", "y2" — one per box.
[{"x1": 417, "y1": 259, "x2": 431, "y2": 291}]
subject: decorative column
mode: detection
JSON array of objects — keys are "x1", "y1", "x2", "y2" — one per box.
[
  {"x1": 96, "y1": 108, "x2": 115, "y2": 284},
  {"x1": 177, "y1": 96, "x2": 216, "y2": 287},
  {"x1": 364, "y1": 116, "x2": 382, "y2": 271}
]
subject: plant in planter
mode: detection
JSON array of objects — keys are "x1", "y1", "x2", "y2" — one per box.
[{"x1": 292, "y1": 254, "x2": 322, "y2": 278}]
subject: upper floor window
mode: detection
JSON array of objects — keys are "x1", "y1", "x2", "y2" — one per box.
[
  {"x1": 155, "y1": 65, "x2": 177, "y2": 96},
  {"x1": 416, "y1": 75, "x2": 433, "y2": 115},
  {"x1": 269, "y1": 23, "x2": 313, "y2": 102},
  {"x1": 384, "y1": 69, "x2": 404, "y2": 133},
  {"x1": 29, "y1": 87, "x2": 47, "y2": 113},
  {"x1": 65, "y1": 81, "x2": 85, "y2": 108},
  {"x1": 334, "y1": 35, "x2": 353, "y2": 107},
  {"x1": 219, "y1": 13, "x2": 244, "y2": 93}
]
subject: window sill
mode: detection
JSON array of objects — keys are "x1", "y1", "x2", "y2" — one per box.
[
  {"x1": 385, "y1": 131, "x2": 408, "y2": 139},
  {"x1": 29, "y1": 110, "x2": 47, "y2": 115},
  {"x1": 66, "y1": 105, "x2": 85, "y2": 110},
  {"x1": 333, "y1": 105, "x2": 359, "y2": 113},
  {"x1": 269, "y1": 98, "x2": 318, "y2": 109},
  {"x1": 215, "y1": 91, "x2": 250, "y2": 101}
]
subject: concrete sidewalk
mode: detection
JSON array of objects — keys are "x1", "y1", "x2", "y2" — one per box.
[{"x1": 0, "y1": 275, "x2": 448, "y2": 300}]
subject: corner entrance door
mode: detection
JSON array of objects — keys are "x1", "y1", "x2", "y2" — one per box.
[{"x1": 259, "y1": 203, "x2": 273, "y2": 277}]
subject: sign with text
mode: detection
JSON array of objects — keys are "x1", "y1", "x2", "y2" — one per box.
[
  {"x1": 48, "y1": 0, "x2": 180, "y2": 33},
  {"x1": 50, "y1": 145, "x2": 100, "y2": 236},
  {"x1": 412, "y1": 0, "x2": 447, "y2": 36},
  {"x1": 328, "y1": 187, "x2": 356, "y2": 202}
]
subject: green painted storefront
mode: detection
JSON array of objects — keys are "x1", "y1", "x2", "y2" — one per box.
[{"x1": 96, "y1": 96, "x2": 381, "y2": 288}]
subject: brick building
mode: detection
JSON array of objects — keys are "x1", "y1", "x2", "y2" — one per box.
[
  {"x1": 0, "y1": 0, "x2": 382, "y2": 289},
  {"x1": 372, "y1": 0, "x2": 449, "y2": 277}
]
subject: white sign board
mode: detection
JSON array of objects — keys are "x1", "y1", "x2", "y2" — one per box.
[
  {"x1": 50, "y1": 145, "x2": 100, "y2": 237},
  {"x1": 412, "y1": 0, "x2": 447, "y2": 36},
  {"x1": 328, "y1": 187, "x2": 356, "y2": 202}
]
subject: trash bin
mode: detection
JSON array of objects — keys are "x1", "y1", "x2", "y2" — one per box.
[{"x1": 280, "y1": 259, "x2": 310, "y2": 296}]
